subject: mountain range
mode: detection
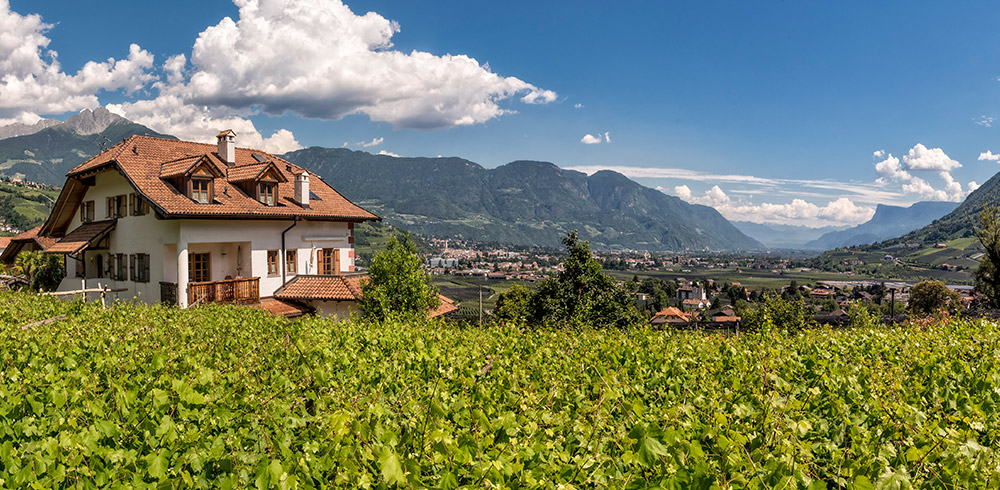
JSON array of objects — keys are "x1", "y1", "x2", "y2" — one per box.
[
  {"x1": 731, "y1": 221, "x2": 849, "y2": 249},
  {"x1": 282, "y1": 147, "x2": 761, "y2": 250},
  {"x1": 805, "y1": 201, "x2": 959, "y2": 250},
  {"x1": 0, "y1": 112, "x2": 760, "y2": 251},
  {"x1": 879, "y1": 171, "x2": 1000, "y2": 247},
  {"x1": 0, "y1": 108, "x2": 175, "y2": 185}
]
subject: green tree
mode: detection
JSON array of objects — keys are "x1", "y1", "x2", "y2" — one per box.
[
  {"x1": 737, "y1": 294, "x2": 813, "y2": 334},
  {"x1": 974, "y1": 205, "x2": 1000, "y2": 307},
  {"x1": 360, "y1": 235, "x2": 439, "y2": 321},
  {"x1": 529, "y1": 232, "x2": 641, "y2": 328},
  {"x1": 494, "y1": 283, "x2": 535, "y2": 324},
  {"x1": 14, "y1": 250, "x2": 64, "y2": 291},
  {"x1": 908, "y1": 280, "x2": 961, "y2": 316}
]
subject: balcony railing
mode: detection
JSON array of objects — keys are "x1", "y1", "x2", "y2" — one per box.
[{"x1": 188, "y1": 277, "x2": 260, "y2": 305}]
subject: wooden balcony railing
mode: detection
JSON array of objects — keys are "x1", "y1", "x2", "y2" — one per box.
[{"x1": 188, "y1": 277, "x2": 259, "y2": 305}]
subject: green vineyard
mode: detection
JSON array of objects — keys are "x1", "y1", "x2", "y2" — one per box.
[{"x1": 0, "y1": 290, "x2": 998, "y2": 488}]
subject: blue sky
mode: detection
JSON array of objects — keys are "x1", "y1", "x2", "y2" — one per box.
[{"x1": 4, "y1": 0, "x2": 1000, "y2": 227}]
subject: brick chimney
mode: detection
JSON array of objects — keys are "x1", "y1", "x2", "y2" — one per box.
[
  {"x1": 295, "y1": 171, "x2": 310, "y2": 208},
  {"x1": 216, "y1": 129, "x2": 236, "y2": 166}
]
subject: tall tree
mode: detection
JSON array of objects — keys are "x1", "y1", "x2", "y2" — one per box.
[
  {"x1": 360, "y1": 235, "x2": 440, "y2": 321},
  {"x1": 975, "y1": 205, "x2": 1000, "y2": 308}
]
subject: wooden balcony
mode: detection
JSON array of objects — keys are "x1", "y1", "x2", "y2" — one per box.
[{"x1": 188, "y1": 277, "x2": 260, "y2": 305}]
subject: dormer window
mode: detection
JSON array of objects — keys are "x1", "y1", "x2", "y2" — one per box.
[
  {"x1": 191, "y1": 178, "x2": 212, "y2": 204},
  {"x1": 258, "y1": 182, "x2": 276, "y2": 206}
]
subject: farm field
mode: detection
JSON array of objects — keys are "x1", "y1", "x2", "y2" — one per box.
[
  {"x1": 608, "y1": 267, "x2": 889, "y2": 290},
  {"x1": 1, "y1": 291, "x2": 998, "y2": 488}
]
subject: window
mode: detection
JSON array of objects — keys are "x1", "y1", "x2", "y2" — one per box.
[
  {"x1": 267, "y1": 250, "x2": 279, "y2": 276},
  {"x1": 114, "y1": 253, "x2": 128, "y2": 281},
  {"x1": 319, "y1": 248, "x2": 340, "y2": 275},
  {"x1": 191, "y1": 178, "x2": 212, "y2": 204},
  {"x1": 106, "y1": 195, "x2": 127, "y2": 218},
  {"x1": 258, "y1": 182, "x2": 276, "y2": 206},
  {"x1": 285, "y1": 250, "x2": 297, "y2": 275},
  {"x1": 189, "y1": 253, "x2": 210, "y2": 282},
  {"x1": 129, "y1": 193, "x2": 149, "y2": 216},
  {"x1": 130, "y1": 253, "x2": 150, "y2": 282},
  {"x1": 80, "y1": 200, "x2": 95, "y2": 223},
  {"x1": 95, "y1": 254, "x2": 104, "y2": 279}
]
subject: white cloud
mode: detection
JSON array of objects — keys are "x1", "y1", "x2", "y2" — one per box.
[
  {"x1": 979, "y1": 150, "x2": 1000, "y2": 162},
  {"x1": 902, "y1": 143, "x2": 961, "y2": 172},
  {"x1": 106, "y1": 95, "x2": 301, "y2": 154},
  {"x1": 0, "y1": 1, "x2": 155, "y2": 120},
  {"x1": 975, "y1": 116, "x2": 995, "y2": 127},
  {"x1": 873, "y1": 145, "x2": 971, "y2": 202},
  {"x1": 358, "y1": 137, "x2": 383, "y2": 147},
  {"x1": 574, "y1": 103, "x2": 583, "y2": 109},
  {"x1": 377, "y1": 149, "x2": 401, "y2": 157},
  {"x1": 873, "y1": 149, "x2": 885, "y2": 158},
  {"x1": 165, "y1": 0, "x2": 554, "y2": 130},
  {"x1": 580, "y1": 132, "x2": 610, "y2": 144},
  {"x1": 969, "y1": 181, "x2": 981, "y2": 192},
  {"x1": 667, "y1": 185, "x2": 874, "y2": 226}
]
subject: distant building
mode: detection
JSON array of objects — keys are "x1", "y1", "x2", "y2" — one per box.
[{"x1": 676, "y1": 286, "x2": 706, "y2": 301}]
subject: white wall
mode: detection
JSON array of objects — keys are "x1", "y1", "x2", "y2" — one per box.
[{"x1": 308, "y1": 299, "x2": 358, "y2": 321}]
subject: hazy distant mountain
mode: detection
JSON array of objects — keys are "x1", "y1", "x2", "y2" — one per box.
[
  {"x1": 283, "y1": 147, "x2": 762, "y2": 251},
  {"x1": 0, "y1": 119, "x2": 61, "y2": 140},
  {"x1": 879, "y1": 171, "x2": 1000, "y2": 247},
  {"x1": 732, "y1": 221, "x2": 849, "y2": 249},
  {"x1": 806, "y1": 201, "x2": 959, "y2": 250},
  {"x1": 0, "y1": 113, "x2": 174, "y2": 185}
]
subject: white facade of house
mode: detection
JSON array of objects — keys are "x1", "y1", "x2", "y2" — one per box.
[{"x1": 59, "y1": 170, "x2": 355, "y2": 306}]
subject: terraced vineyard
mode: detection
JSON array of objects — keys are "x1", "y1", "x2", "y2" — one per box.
[{"x1": 1, "y1": 291, "x2": 998, "y2": 487}]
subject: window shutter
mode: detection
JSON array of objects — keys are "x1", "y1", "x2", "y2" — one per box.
[
  {"x1": 143, "y1": 254, "x2": 150, "y2": 282},
  {"x1": 106, "y1": 197, "x2": 112, "y2": 218},
  {"x1": 130, "y1": 254, "x2": 136, "y2": 281},
  {"x1": 333, "y1": 248, "x2": 341, "y2": 275}
]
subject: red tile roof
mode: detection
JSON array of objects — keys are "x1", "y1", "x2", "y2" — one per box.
[
  {"x1": 256, "y1": 298, "x2": 312, "y2": 318},
  {"x1": 0, "y1": 237, "x2": 12, "y2": 249},
  {"x1": 274, "y1": 274, "x2": 458, "y2": 319},
  {"x1": 0, "y1": 226, "x2": 57, "y2": 263},
  {"x1": 56, "y1": 135, "x2": 378, "y2": 226},
  {"x1": 46, "y1": 220, "x2": 116, "y2": 254},
  {"x1": 273, "y1": 274, "x2": 364, "y2": 301},
  {"x1": 429, "y1": 294, "x2": 459, "y2": 318}
]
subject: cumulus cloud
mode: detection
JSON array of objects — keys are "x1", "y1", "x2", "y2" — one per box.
[
  {"x1": 2, "y1": 0, "x2": 556, "y2": 154},
  {"x1": 377, "y1": 149, "x2": 401, "y2": 157},
  {"x1": 581, "y1": 132, "x2": 610, "y2": 144},
  {"x1": 873, "y1": 144, "x2": 971, "y2": 202},
  {"x1": 106, "y1": 96, "x2": 301, "y2": 154},
  {"x1": 358, "y1": 137, "x2": 383, "y2": 148},
  {"x1": 979, "y1": 150, "x2": 1000, "y2": 162},
  {"x1": 667, "y1": 185, "x2": 874, "y2": 226},
  {"x1": 574, "y1": 103, "x2": 583, "y2": 109},
  {"x1": 902, "y1": 143, "x2": 961, "y2": 172},
  {"x1": 0, "y1": 1, "x2": 155, "y2": 121},
  {"x1": 163, "y1": 0, "x2": 555, "y2": 130}
]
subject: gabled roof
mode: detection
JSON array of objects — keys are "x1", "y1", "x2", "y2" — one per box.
[
  {"x1": 159, "y1": 154, "x2": 224, "y2": 179},
  {"x1": 273, "y1": 274, "x2": 363, "y2": 301},
  {"x1": 273, "y1": 274, "x2": 457, "y2": 318},
  {"x1": 226, "y1": 161, "x2": 288, "y2": 183},
  {"x1": 256, "y1": 298, "x2": 311, "y2": 318},
  {"x1": 0, "y1": 226, "x2": 57, "y2": 263},
  {"x1": 42, "y1": 135, "x2": 379, "y2": 237},
  {"x1": 45, "y1": 220, "x2": 116, "y2": 254}
]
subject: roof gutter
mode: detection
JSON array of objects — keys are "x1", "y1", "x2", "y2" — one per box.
[{"x1": 281, "y1": 217, "x2": 300, "y2": 285}]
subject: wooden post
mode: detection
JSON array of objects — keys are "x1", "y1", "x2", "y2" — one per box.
[{"x1": 479, "y1": 285, "x2": 483, "y2": 327}]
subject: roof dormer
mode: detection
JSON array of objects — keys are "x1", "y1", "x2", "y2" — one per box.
[
  {"x1": 226, "y1": 161, "x2": 288, "y2": 206},
  {"x1": 160, "y1": 154, "x2": 224, "y2": 204}
]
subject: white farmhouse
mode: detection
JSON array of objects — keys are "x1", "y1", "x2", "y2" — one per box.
[{"x1": 0, "y1": 131, "x2": 439, "y2": 319}]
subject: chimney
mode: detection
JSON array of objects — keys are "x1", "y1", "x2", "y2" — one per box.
[
  {"x1": 216, "y1": 129, "x2": 236, "y2": 166},
  {"x1": 295, "y1": 171, "x2": 310, "y2": 208}
]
